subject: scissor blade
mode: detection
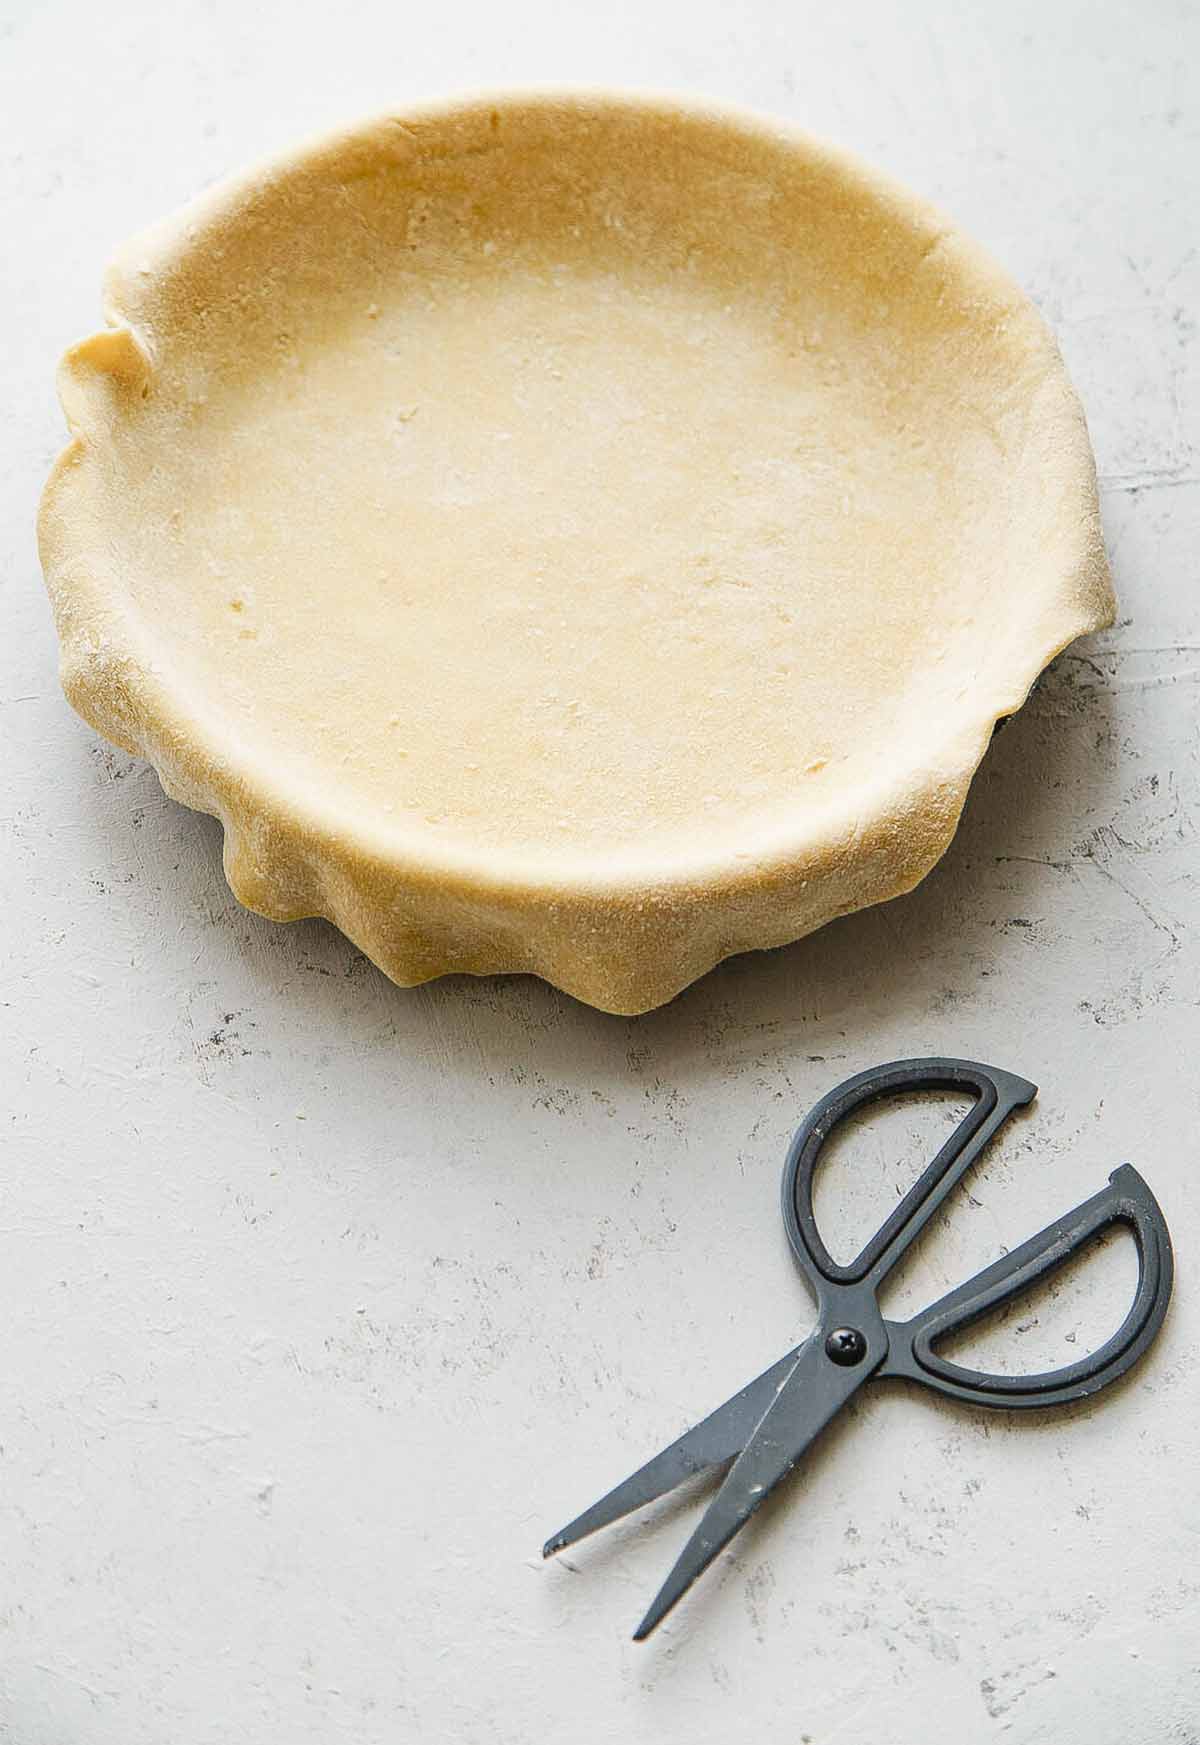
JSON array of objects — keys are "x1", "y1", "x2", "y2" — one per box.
[
  {"x1": 542, "y1": 1345, "x2": 805, "y2": 1559},
  {"x1": 633, "y1": 1332, "x2": 876, "y2": 1639}
]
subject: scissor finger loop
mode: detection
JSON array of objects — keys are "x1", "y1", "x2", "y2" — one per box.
[{"x1": 886, "y1": 1162, "x2": 1174, "y2": 1408}]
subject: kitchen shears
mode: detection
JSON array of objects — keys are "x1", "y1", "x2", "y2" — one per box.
[{"x1": 543, "y1": 1058, "x2": 1173, "y2": 1639}]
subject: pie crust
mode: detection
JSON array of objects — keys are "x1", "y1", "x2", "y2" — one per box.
[{"x1": 39, "y1": 93, "x2": 1114, "y2": 1013}]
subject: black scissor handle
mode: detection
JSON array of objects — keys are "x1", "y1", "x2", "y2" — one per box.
[
  {"x1": 884, "y1": 1165, "x2": 1174, "y2": 1409},
  {"x1": 781, "y1": 1058, "x2": 1036, "y2": 1293}
]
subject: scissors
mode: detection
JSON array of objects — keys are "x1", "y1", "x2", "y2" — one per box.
[{"x1": 543, "y1": 1058, "x2": 1173, "y2": 1639}]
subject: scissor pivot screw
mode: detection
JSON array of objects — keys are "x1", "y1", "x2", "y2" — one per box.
[{"x1": 824, "y1": 1327, "x2": 868, "y2": 1366}]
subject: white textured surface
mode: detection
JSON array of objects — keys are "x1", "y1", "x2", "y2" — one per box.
[{"x1": 2, "y1": 1, "x2": 1198, "y2": 1739}]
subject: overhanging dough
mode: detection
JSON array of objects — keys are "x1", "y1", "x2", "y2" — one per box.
[{"x1": 38, "y1": 93, "x2": 1114, "y2": 1013}]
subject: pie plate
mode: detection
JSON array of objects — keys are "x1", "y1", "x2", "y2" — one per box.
[{"x1": 39, "y1": 92, "x2": 1114, "y2": 1014}]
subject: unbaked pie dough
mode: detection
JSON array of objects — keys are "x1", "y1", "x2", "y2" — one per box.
[{"x1": 39, "y1": 93, "x2": 1114, "y2": 1013}]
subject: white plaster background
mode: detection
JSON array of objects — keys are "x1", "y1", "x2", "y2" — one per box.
[{"x1": 2, "y1": 0, "x2": 1198, "y2": 1739}]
